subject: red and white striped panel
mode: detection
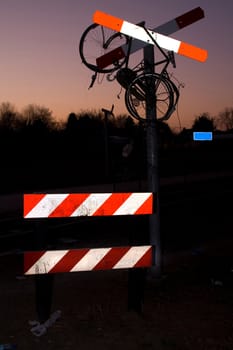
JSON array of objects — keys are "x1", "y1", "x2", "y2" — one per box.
[
  {"x1": 93, "y1": 10, "x2": 207, "y2": 62},
  {"x1": 24, "y1": 246, "x2": 153, "y2": 275},
  {"x1": 23, "y1": 192, "x2": 153, "y2": 218},
  {"x1": 96, "y1": 7, "x2": 205, "y2": 69}
]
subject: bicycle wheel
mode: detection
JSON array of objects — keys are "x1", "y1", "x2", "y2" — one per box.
[
  {"x1": 79, "y1": 23, "x2": 128, "y2": 73},
  {"x1": 125, "y1": 73, "x2": 176, "y2": 122}
]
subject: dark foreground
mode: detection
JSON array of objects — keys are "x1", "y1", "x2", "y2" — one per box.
[
  {"x1": 1, "y1": 236, "x2": 233, "y2": 350},
  {"x1": 1, "y1": 172, "x2": 233, "y2": 349}
]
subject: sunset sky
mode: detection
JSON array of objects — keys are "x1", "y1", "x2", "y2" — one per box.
[{"x1": 0, "y1": 0, "x2": 232, "y2": 130}]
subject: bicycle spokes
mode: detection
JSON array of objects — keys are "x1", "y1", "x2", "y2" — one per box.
[{"x1": 125, "y1": 73, "x2": 179, "y2": 122}]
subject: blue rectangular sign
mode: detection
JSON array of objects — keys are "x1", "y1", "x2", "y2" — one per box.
[{"x1": 193, "y1": 132, "x2": 213, "y2": 141}]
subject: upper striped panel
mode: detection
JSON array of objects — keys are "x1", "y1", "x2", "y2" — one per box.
[{"x1": 23, "y1": 192, "x2": 153, "y2": 218}]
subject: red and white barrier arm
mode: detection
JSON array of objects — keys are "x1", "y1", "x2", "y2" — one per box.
[
  {"x1": 93, "y1": 9, "x2": 207, "y2": 63},
  {"x1": 95, "y1": 7, "x2": 205, "y2": 69}
]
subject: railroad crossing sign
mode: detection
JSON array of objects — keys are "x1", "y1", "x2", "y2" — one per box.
[
  {"x1": 93, "y1": 10, "x2": 207, "y2": 63},
  {"x1": 94, "y1": 7, "x2": 206, "y2": 70},
  {"x1": 91, "y1": 7, "x2": 207, "y2": 278}
]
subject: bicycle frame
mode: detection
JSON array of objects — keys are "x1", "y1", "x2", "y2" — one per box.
[{"x1": 80, "y1": 22, "x2": 180, "y2": 122}]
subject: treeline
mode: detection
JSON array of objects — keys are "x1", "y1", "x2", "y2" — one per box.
[
  {"x1": 1, "y1": 102, "x2": 233, "y2": 193},
  {"x1": 0, "y1": 104, "x2": 149, "y2": 192}
]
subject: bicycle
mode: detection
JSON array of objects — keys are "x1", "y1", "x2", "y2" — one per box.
[
  {"x1": 119, "y1": 52, "x2": 180, "y2": 122},
  {"x1": 79, "y1": 22, "x2": 180, "y2": 122},
  {"x1": 79, "y1": 23, "x2": 129, "y2": 74}
]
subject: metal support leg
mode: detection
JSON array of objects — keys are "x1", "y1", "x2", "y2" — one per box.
[{"x1": 34, "y1": 220, "x2": 54, "y2": 323}]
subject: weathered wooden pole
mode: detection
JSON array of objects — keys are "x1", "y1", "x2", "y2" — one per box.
[
  {"x1": 128, "y1": 44, "x2": 162, "y2": 314},
  {"x1": 144, "y1": 44, "x2": 162, "y2": 277}
]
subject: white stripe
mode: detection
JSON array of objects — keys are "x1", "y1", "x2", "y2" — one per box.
[
  {"x1": 156, "y1": 33, "x2": 180, "y2": 53},
  {"x1": 71, "y1": 248, "x2": 111, "y2": 272},
  {"x1": 113, "y1": 192, "x2": 151, "y2": 215},
  {"x1": 121, "y1": 21, "x2": 180, "y2": 52},
  {"x1": 113, "y1": 246, "x2": 151, "y2": 269},
  {"x1": 121, "y1": 21, "x2": 155, "y2": 44},
  {"x1": 120, "y1": 20, "x2": 179, "y2": 57},
  {"x1": 25, "y1": 250, "x2": 68, "y2": 275},
  {"x1": 70, "y1": 193, "x2": 112, "y2": 216},
  {"x1": 25, "y1": 194, "x2": 69, "y2": 218}
]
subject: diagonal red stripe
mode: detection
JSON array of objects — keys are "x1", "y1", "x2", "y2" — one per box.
[
  {"x1": 134, "y1": 247, "x2": 152, "y2": 268},
  {"x1": 93, "y1": 193, "x2": 132, "y2": 216},
  {"x1": 24, "y1": 251, "x2": 46, "y2": 273},
  {"x1": 93, "y1": 246, "x2": 130, "y2": 270},
  {"x1": 49, "y1": 194, "x2": 90, "y2": 217},
  {"x1": 96, "y1": 47, "x2": 125, "y2": 69},
  {"x1": 134, "y1": 194, "x2": 153, "y2": 215},
  {"x1": 24, "y1": 194, "x2": 46, "y2": 217},
  {"x1": 49, "y1": 249, "x2": 90, "y2": 273}
]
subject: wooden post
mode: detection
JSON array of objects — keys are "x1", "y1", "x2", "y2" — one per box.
[{"x1": 144, "y1": 44, "x2": 162, "y2": 277}]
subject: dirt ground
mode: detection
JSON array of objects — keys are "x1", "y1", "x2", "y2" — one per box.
[{"x1": 1, "y1": 237, "x2": 233, "y2": 350}]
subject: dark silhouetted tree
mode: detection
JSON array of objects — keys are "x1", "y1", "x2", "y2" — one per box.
[
  {"x1": 66, "y1": 112, "x2": 78, "y2": 131},
  {"x1": 21, "y1": 103, "x2": 55, "y2": 130},
  {"x1": 192, "y1": 113, "x2": 215, "y2": 131},
  {"x1": 217, "y1": 107, "x2": 233, "y2": 131},
  {"x1": 0, "y1": 102, "x2": 21, "y2": 129}
]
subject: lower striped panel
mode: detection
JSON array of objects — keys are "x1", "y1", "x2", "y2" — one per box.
[{"x1": 24, "y1": 246, "x2": 153, "y2": 275}]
